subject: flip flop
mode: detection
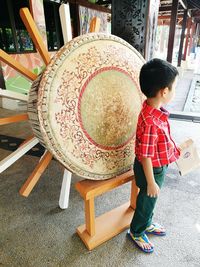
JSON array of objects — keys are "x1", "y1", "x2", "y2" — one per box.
[
  {"x1": 127, "y1": 229, "x2": 154, "y2": 253},
  {"x1": 145, "y1": 223, "x2": 166, "y2": 236}
]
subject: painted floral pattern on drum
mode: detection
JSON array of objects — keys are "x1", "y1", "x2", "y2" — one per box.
[
  {"x1": 54, "y1": 45, "x2": 142, "y2": 171},
  {"x1": 37, "y1": 34, "x2": 145, "y2": 179}
]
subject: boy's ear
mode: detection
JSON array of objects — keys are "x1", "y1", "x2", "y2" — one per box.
[{"x1": 161, "y1": 87, "x2": 169, "y2": 97}]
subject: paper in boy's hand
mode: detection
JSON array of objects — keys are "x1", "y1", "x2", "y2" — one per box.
[{"x1": 176, "y1": 139, "x2": 200, "y2": 176}]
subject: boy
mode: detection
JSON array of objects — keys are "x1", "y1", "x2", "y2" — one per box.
[{"x1": 127, "y1": 58, "x2": 180, "y2": 253}]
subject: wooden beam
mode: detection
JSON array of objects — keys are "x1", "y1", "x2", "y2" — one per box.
[
  {"x1": 159, "y1": 15, "x2": 184, "y2": 20},
  {"x1": 0, "y1": 137, "x2": 39, "y2": 173},
  {"x1": 0, "y1": 114, "x2": 28, "y2": 126},
  {"x1": 85, "y1": 198, "x2": 95, "y2": 236},
  {"x1": 75, "y1": 169, "x2": 136, "y2": 250},
  {"x1": 159, "y1": 5, "x2": 184, "y2": 12},
  {"x1": 167, "y1": 0, "x2": 179, "y2": 63},
  {"x1": 76, "y1": 169, "x2": 133, "y2": 200},
  {"x1": 183, "y1": 17, "x2": 192, "y2": 60},
  {"x1": 19, "y1": 135, "x2": 35, "y2": 147},
  {"x1": 59, "y1": 169, "x2": 72, "y2": 209},
  {"x1": 178, "y1": 10, "x2": 188, "y2": 66},
  {"x1": 67, "y1": 0, "x2": 111, "y2": 13},
  {"x1": 19, "y1": 150, "x2": 53, "y2": 197},
  {"x1": 20, "y1": 8, "x2": 51, "y2": 65},
  {"x1": 159, "y1": 6, "x2": 172, "y2": 12},
  {"x1": 178, "y1": 18, "x2": 184, "y2": 25},
  {"x1": 59, "y1": 3, "x2": 73, "y2": 43},
  {"x1": 187, "y1": 9, "x2": 192, "y2": 18},
  {"x1": 0, "y1": 88, "x2": 28, "y2": 102},
  {"x1": 179, "y1": 0, "x2": 187, "y2": 9},
  {"x1": 97, "y1": 0, "x2": 111, "y2": 5},
  {"x1": 77, "y1": 202, "x2": 134, "y2": 250},
  {"x1": 188, "y1": 22, "x2": 196, "y2": 55},
  {"x1": 0, "y1": 49, "x2": 37, "y2": 81}
]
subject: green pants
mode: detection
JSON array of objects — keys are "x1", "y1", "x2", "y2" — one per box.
[{"x1": 130, "y1": 158, "x2": 168, "y2": 237}]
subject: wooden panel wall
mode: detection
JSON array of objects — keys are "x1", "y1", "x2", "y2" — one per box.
[{"x1": 112, "y1": 0, "x2": 159, "y2": 60}]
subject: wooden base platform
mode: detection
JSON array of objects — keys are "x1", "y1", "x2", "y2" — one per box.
[
  {"x1": 76, "y1": 201, "x2": 134, "y2": 250},
  {"x1": 75, "y1": 170, "x2": 138, "y2": 250}
]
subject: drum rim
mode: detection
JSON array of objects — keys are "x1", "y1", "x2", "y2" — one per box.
[{"x1": 37, "y1": 33, "x2": 145, "y2": 179}]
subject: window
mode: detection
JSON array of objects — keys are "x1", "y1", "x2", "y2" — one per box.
[
  {"x1": 0, "y1": 0, "x2": 34, "y2": 53},
  {"x1": 43, "y1": 0, "x2": 64, "y2": 51}
]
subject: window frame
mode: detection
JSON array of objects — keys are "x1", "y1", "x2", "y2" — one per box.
[
  {"x1": 0, "y1": 0, "x2": 35, "y2": 54},
  {"x1": 43, "y1": 0, "x2": 64, "y2": 52}
]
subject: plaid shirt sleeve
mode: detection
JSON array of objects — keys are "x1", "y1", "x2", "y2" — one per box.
[{"x1": 140, "y1": 125, "x2": 158, "y2": 158}]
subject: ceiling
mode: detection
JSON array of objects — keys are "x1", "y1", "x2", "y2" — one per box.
[
  {"x1": 96, "y1": 0, "x2": 200, "y2": 23},
  {"x1": 159, "y1": 0, "x2": 200, "y2": 23}
]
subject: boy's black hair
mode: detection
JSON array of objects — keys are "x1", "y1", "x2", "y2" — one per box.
[{"x1": 139, "y1": 58, "x2": 179, "y2": 98}]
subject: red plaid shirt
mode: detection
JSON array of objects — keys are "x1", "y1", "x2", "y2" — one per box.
[{"x1": 135, "y1": 100, "x2": 180, "y2": 167}]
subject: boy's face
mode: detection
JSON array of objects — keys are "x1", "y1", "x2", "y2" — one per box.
[{"x1": 162, "y1": 76, "x2": 177, "y2": 104}]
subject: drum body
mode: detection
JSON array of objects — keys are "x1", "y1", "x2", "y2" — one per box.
[{"x1": 28, "y1": 33, "x2": 145, "y2": 180}]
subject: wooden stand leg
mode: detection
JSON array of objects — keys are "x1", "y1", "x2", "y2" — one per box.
[
  {"x1": 85, "y1": 198, "x2": 95, "y2": 236},
  {"x1": 0, "y1": 114, "x2": 28, "y2": 126},
  {"x1": 76, "y1": 172, "x2": 136, "y2": 250},
  {"x1": 0, "y1": 88, "x2": 28, "y2": 102},
  {"x1": 20, "y1": 8, "x2": 50, "y2": 65},
  {"x1": 0, "y1": 137, "x2": 38, "y2": 173},
  {"x1": 130, "y1": 179, "x2": 139, "y2": 209},
  {"x1": 19, "y1": 150, "x2": 52, "y2": 197},
  {"x1": 59, "y1": 3, "x2": 72, "y2": 43},
  {"x1": 19, "y1": 135, "x2": 35, "y2": 147},
  {"x1": 76, "y1": 202, "x2": 134, "y2": 250},
  {"x1": 59, "y1": 169, "x2": 72, "y2": 209},
  {"x1": 0, "y1": 49, "x2": 37, "y2": 81}
]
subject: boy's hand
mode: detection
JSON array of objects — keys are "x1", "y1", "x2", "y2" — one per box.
[
  {"x1": 178, "y1": 139, "x2": 193, "y2": 155},
  {"x1": 147, "y1": 182, "x2": 160, "y2": 198},
  {"x1": 141, "y1": 157, "x2": 160, "y2": 198}
]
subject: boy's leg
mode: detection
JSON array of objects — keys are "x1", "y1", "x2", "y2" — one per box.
[
  {"x1": 144, "y1": 165, "x2": 168, "y2": 235},
  {"x1": 130, "y1": 189, "x2": 157, "y2": 236},
  {"x1": 130, "y1": 159, "x2": 168, "y2": 236}
]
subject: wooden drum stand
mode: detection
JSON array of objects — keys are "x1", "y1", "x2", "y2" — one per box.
[{"x1": 75, "y1": 169, "x2": 139, "y2": 250}]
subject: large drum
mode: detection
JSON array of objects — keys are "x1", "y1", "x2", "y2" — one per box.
[{"x1": 28, "y1": 33, "x2": 145, "y2": 180}]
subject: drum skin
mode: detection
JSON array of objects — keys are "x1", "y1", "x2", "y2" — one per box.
[{"x1": 28, "y1": 33, "x2": 145, "y2": 180}]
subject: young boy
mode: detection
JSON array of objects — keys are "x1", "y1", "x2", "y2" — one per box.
[{"x1": 127, "y1": 58, "x2": 180, "y2": 253}]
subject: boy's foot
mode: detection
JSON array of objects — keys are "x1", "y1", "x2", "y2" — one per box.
[
  {"x1": 127, "y1": 229, "x2": 154, "y2": 253},
  {"x1": 145, "y1": 223, "x2": 166, "y2": 236}
]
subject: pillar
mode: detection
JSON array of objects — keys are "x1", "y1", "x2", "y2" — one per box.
[
  {"x1": 188, "y1": 23, "x2": 196, "y2": 55},
  {"x1": 183, "y1": 17, "x2": 192, "y2": 60},
  {"x1": 112, "y1": 0, "x2": 159, "y2": 60},
  {"x1": 178, "y1": 9, "x2": 187, "y2": 66},
  {"x1": 167, "y1": 0, "x2": 179, "y2": 63}
]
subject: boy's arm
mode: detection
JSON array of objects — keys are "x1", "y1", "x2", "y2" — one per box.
[{"x1": 141, "y1": 157, "x2": 160, "y2": 198}]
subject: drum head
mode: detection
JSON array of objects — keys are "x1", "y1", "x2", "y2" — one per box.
[{"x1": 36, "y1": 33, "x2": 145, "y2": 179}]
